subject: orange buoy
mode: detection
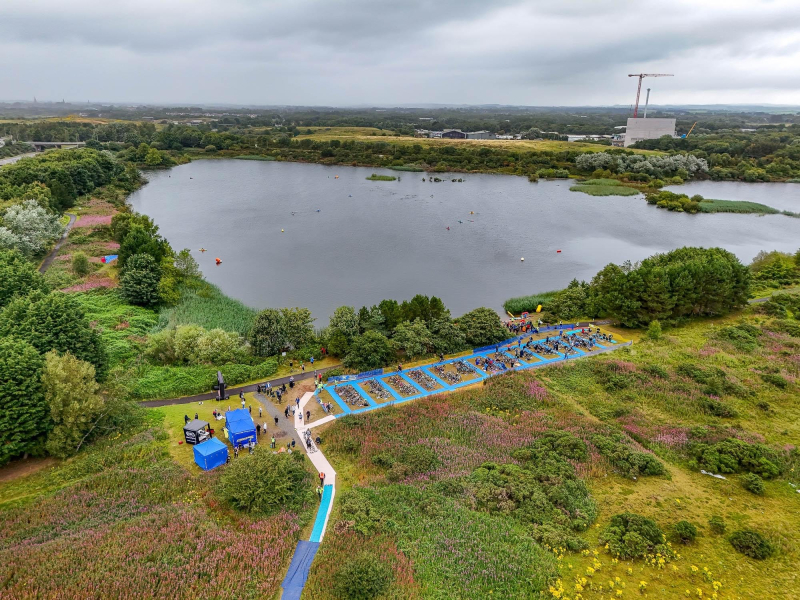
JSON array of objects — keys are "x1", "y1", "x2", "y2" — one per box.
[{"x1": 215, "y1": 258, "x2": 221, "y2": 264}]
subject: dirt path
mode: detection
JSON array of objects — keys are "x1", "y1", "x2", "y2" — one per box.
[
  {"x1": 139, "y1": 364, "x2": 340, "y2": 407},
  {"x1": 39, "y1": 212, "x2": 76, "y2": 273},
  {"x1": 0, "y1": 457, "x2": 57, "y2": 484}
]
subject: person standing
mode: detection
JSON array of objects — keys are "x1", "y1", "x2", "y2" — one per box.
[
  {"x1": 316, "y1": 485, "x2": 323, "y2": 501},
  {"x1": 310, "y1": 356, "x2": 315, "y2": 366},
  {"x1": 274, "y1": 416, "x2": 279, "y2": 426},
  {"x1": 259, "y1": 406, "x2": 262, "y2": 418},
  {"x1": 306, "y1": 410, "x2": 310, "y2": 421},
  {"x1": 271, "y1": 436, "x2": 276, "y2": 449},
  {"x1": 256, "y1": 423, "x2": 261, "y2": 436},
  {"x1": 319, "y1": 471, "x2": 325, "y2": 486}
]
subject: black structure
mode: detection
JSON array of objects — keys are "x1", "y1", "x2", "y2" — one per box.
[
  {"x1": 183, "y1": 419, "x2": 211, "y2": 445},
  {"x1": 213, "y1": 370, "x2": 228, "y2": 401},
  {"x1": 441, "y1": 129, "x2": 467, "y2": 139}
]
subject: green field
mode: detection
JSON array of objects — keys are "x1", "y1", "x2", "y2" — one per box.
[{"x1": 366, "y1": 173, "x2": 397, "y2": 181}]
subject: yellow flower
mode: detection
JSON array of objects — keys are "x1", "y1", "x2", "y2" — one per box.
[
  {"x1": 690, "y1": 565, "x2": 699, "y2": 573},
  {"x1": 575, "y1": 584, "x2": 584, "y2": 593},
  {"x1": 616, "y1": 591, "x2": 623, "y2": 597},
  {"x1": 627, "y1": 568, "x2": 633, "y2": 576},
  {"x1": 586, "y1": 567, "x2": 595, "y2": 577},
  {"x1": 639, "y1": 581, "x2": 648, "y2": 592},
  {"x1": 696, "y1": 588, "x2": 703, "y2": 598}
]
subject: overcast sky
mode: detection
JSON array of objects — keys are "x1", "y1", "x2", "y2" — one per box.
[{"x1": 2, "y1": 0, "x2": 800, "y2": 107}]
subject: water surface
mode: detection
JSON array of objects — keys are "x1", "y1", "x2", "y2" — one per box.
[{"x1": 129, "y1": 160, "x2": 800, "y2": 320}]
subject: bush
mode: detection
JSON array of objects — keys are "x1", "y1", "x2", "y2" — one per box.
[
  {"x1": 333, "y1": 553, "x2": 393, "y2": 600},
  {"x1": 591, "y1": 434, "x2": 665, "y2": 478},
  {"x1": 599, "y1": 512, "x2": 673, "y2": 559},
  {"x1": 646, "y1": 320, "x2": 662, "y2": 340},
  {"x1": 689, "y1": 438, "x2": 782, "y2": 478},
  {"x1": 119, "y1": 253, "x2": 161, "y2": 306},
  {"x1": 760, "y1": 372, "x2": 788, "y2": 389},
  {"x1": 673, "y1": 520, "x2": 698, "y2": 544},
  {"x1": 218, "y1": 447, "x2": 313, "y2": 515},
  {"x1": 729, "y1": 529, "x2": 774, "y2": 559},
  {"x1": 741, "y1": 472, "x2": 765, "y2": 495},
  {"x1": 71, "y1": 252, "x2": 91, "y2": 276},
  {"x1": 709, "y1": 516, "x2": 726, "y2": 535}
]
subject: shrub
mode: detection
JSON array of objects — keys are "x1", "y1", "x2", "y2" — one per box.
[
  {"x1": 689, "y1": 438, "x2": 782, "y2": 478},
  {"x1": 760, "y1": 373, "x2": 788, "y2": 389},
  {"x1": 644, "y1": 364, "x2": 669, "y2": 379},
  {"x1": 599, "y1": 512, "x2": 673, "y2": 559},
  {"x1": 729, "y1": 529, "x2": 773, "y2": 559},
  {"x1": 591, "y1": 434, "x2": 665, "y2": 478},
  {"x1": 119, "y1": 253, "x2": 161, "y2": 306},
  {"x1": 709, "y1": 516, "x2": 726, "y2": 535},
  {"x1": 71, "y1": 252, "x2": 91, "y2": 276},
  {"x1": 646, "y1": 320, "x2": 662, "y2": 340},
  {"x1": 332, "y1": 553, "x2": 393, "y2": 599},
  {"x1": 344, "y1": 330, "x2": 394, "y2": 371},
  {"x1": 218, "y1": 447, "x2": 313, "y2": 515},
  {"x1": 741, "y1": 472, "x2": 765, "y2": 495},
  {"x1": 673, "y1": 520, "x2": 698, "y2": 544}
]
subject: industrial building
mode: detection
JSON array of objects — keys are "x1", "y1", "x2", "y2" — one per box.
[{"x1": 620, "y1": 117, "x2": 676, "y2": 147}]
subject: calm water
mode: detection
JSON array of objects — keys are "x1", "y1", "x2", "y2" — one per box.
[
  {"x1": 129, "y1": 160, "x2": 800, "y2": 320},
  {"x1": 665, "y1": 181, "x2": 800, "y2": 212}
]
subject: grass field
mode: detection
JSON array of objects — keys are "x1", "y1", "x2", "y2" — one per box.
[
  {"x1": 570, "y1": 178, "x2": 642, "y2": 197},
  {"x1": 294, "y1": 127, "x2": 660, "y2": 155}
]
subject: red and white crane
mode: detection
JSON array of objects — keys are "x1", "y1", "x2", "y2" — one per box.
[{"x1": 628, "y1": 73, "x2": 673, "y2": 118}]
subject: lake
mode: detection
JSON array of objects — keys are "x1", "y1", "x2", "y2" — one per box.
[{"x1": 129, "y1": 160, "x2": 800, "y2": 320}]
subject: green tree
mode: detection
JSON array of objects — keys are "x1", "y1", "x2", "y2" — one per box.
[
  {"x1": 0, "y1": 248, "x2": 47, "y2": 308},
  {"x1": 0, "y1": 291, "x2": 107, "y2": 379},
  {"x1": 118, "y1": 223, "x2": 170, "y2": 267},
  {"x1": 42, "y1": 351, "x2": 104, "y2": 458},
  {"x1": 119, "y1": 253, "x2": 161, "y2": 306},
  {"x1": 430, "y1": 318, "x2": 468, "y2": 354},
  {"x1": 71, "y1": 251, "x2": 90, "y2": 276},
  {"x1": 329, "y1": 305, "x2": 360, "y2": 340},
  {"x1": 281, "y1": 307, "x2": 315, "y2": 350},
  {"x1": 174, "y1": 248, "x2": 201, "y2": 280},
  {"x1": 456, "y1": 307, "x2": 508, "y2": 346},
  {"x1": 145, "y1": 148, "x2": 164, "y2": 166},
  {"x1": 392, "y1": 319, "x2": 433, "y2": 357},
  {"x1": 249, "y1": 308, "x2": 289, "y2": 356},
  {"x1": 219, "y1": 448, "x2": 312, "y2": 515},
  {"x1": 344, "y1": 330, "x2": 394, "y2": 371},
  {"x1": 0, "y1": 337, "x2": 47, "y2": 465}
]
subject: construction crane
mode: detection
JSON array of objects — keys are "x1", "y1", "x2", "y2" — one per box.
[
  {"x1": 681, "y1": 122, "x2": 698, "y2": 139},
  {"x1": 628, "y1": 73, "x2": 673, "y2": 118}
]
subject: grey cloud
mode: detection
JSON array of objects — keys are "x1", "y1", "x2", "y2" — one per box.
[{"x1": 1, "y1": 0, "x2": 799, "y2": 105}]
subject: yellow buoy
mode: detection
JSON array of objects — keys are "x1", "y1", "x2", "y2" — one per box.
[
  {"x1": 521, "y1": 257, "x2": 525, "y2": 261},
  {"x1": 281, "y1": 229, "x2": 284, "y2": 232},
  {"x1": 470, "y1": 211, "x2": 474, "y2": 214}
]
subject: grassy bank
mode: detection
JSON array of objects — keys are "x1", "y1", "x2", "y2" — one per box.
[
  {"x1": 366, "y1": 173, "x2": 397, "y2": 181},
  {"x1": 698, "y1": 198, "x2": 800, "y2": 218},
  {"x1": 504, "y1": 290, "x2": 559, "y2": 315},
  {"x1": 155, "y1": 281, "x2": 258, "y2": 337}
]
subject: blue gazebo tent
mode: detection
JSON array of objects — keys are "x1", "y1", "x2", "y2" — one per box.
[
  {"x1": 193, "y1": 437, "x2": 228, "y2": 470},
  {"x1": 225, "y1": 408, "x2": 257, "y2": 447}
]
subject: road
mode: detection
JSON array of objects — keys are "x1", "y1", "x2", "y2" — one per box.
[
  {"x1": 0, "y1": 152, "x2": 36, "y2": 167},
  {"x1": 139, "y1": 364, "x2": 341, "y2": 407}
]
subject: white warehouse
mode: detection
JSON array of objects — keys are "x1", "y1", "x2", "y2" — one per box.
[{"x1": 622, "y1": 118, "x2": 676, "y2": 147}]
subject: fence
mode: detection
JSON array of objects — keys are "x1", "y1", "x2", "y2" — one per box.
[{"x1": 328, "y1": 367, "x2": 385, "y2": 384}]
